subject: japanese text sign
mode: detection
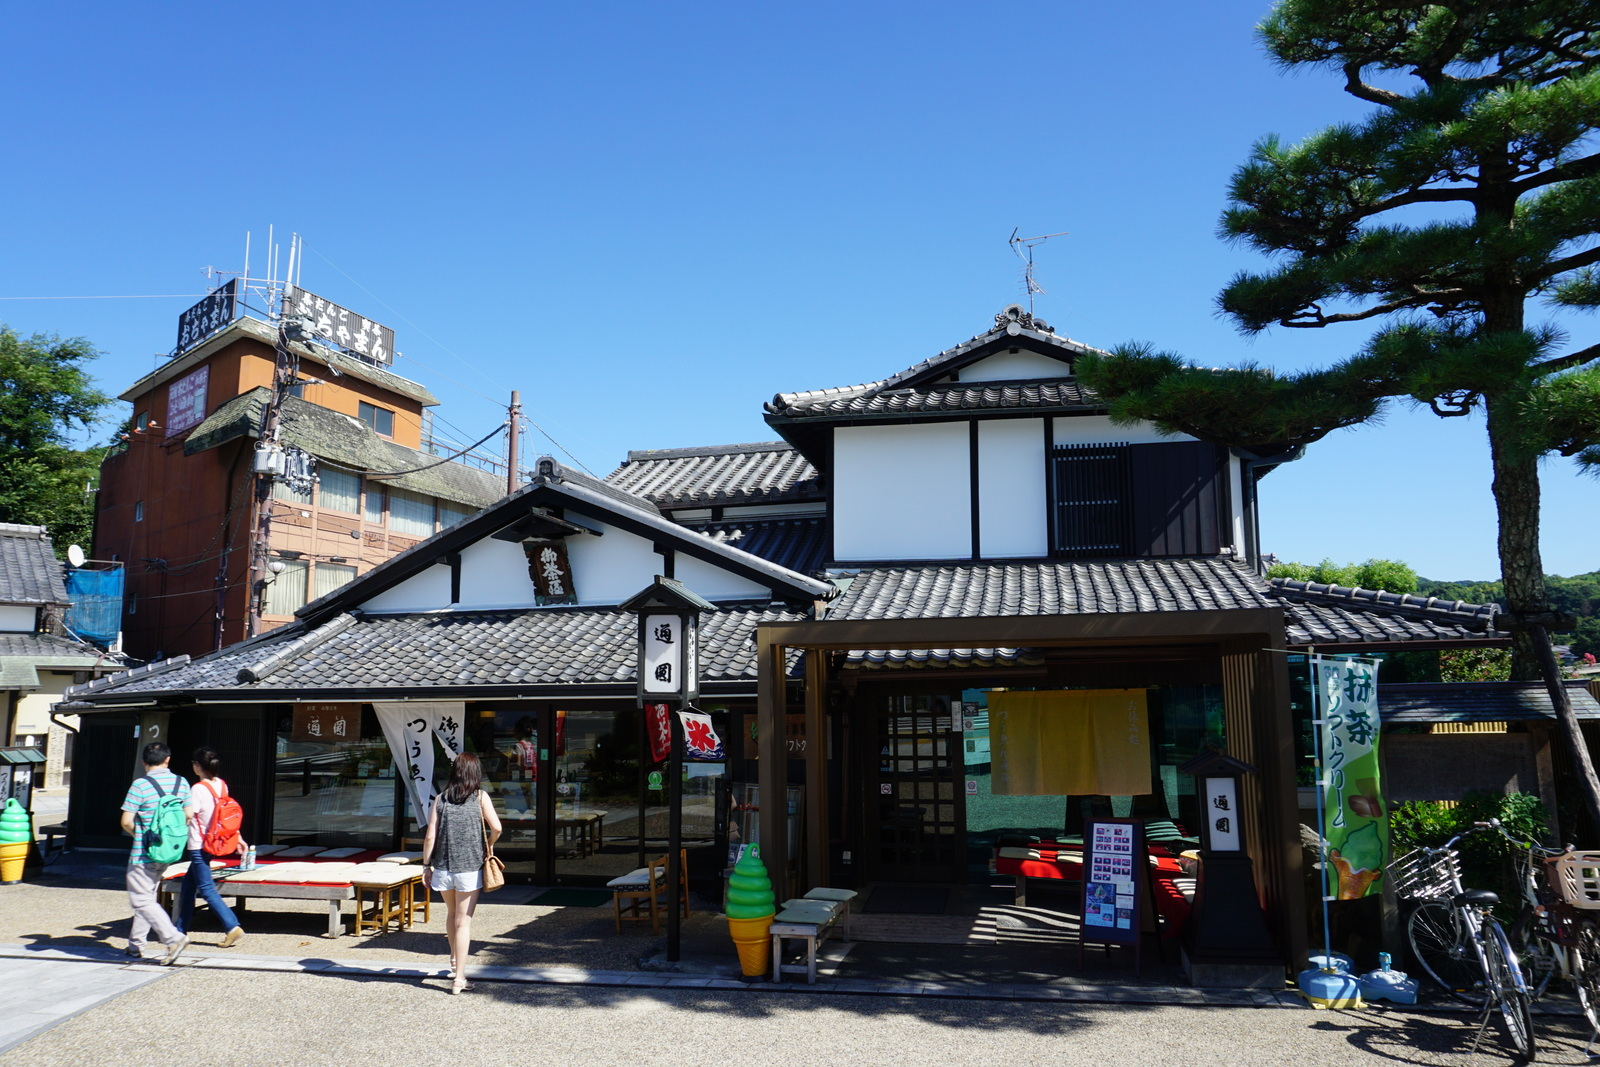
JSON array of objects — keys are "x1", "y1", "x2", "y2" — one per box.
[
  {"x1": 285, "y1": 286, "x2": 394, "y2": 365},
  {"x1": 166, "y1": 365, "x2": 210, "y2": 434},
  {"x1": 291, "y1": 702, "x2": 360, "y2": 743},
  {"x1": 175, "y1": 279, "x2": 238, "y2": 353},
  {"x1": 1314, "y1": 655, "x2": 1387, "y2": 899}
]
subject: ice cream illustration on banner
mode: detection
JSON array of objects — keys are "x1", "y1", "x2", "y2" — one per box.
[
  {"x1": 0, "y1": 798, "x2": 31, "y2": 884},
  {"x1": 725, "y1": 845, "x2": 775, "y2": 976}
]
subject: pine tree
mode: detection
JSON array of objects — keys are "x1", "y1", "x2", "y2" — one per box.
[{"x1": 1078, "y1": 1, "x2": 1600, "y2": 681}]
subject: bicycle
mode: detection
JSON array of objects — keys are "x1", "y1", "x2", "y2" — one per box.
[
  {"x1": 1398, "y1": 823, "x2": 1537, "y2": 1060},
  {"x1": 1490, "y1": 822, "x2": 1600, "y2": 1033}
]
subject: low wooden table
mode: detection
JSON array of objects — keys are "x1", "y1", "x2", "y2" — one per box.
[{"x1": 159, "y1": 875, "x2": 354, "y2": 939}]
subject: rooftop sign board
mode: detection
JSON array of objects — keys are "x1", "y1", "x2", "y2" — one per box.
[
  {"x1": 284, "y1": 286, "x2": 394, "y2": 365},
  {"x1": 175, "y1": 278, "x2": 239, "y2": 354}
]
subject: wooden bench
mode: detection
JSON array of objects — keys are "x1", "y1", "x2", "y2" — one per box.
[{"x1": 770, "y1": 888, "x2": 857, "y2": 984}]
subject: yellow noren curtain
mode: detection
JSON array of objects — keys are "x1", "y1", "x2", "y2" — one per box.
[{"x1": 988, "y1": 689, "x2": 1151, "y2": 796}]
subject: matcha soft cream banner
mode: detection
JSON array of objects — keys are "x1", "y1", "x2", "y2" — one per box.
[{"x1": 1314, "y1": 656, "x2": 1387, "y2": 899}]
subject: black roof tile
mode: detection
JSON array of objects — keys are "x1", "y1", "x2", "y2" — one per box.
[
  {"x1": 606, "y1": 443, "x2": 823, "y2": 507},
  {"x1": 1380, "y1": 682, "x2": 1600, "y2": 723}
]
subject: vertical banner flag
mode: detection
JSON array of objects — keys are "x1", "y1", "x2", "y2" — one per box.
[
  {"x1": 373, "y1": 702, "x2": 466, "y2": 826},
  {"x1": 646, "y1": 703, "x2": 673, "y2": 764},
  {"x1": 676, "y1": 709, "x2": 727, "y2": 761},
  {"x1": 1314, "y1": 656, "x2": 1387, "y2": 899}
]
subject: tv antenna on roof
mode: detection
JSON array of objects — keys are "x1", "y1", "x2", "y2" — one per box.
[{"x1": 1009, "y1": 228, "x2": 1069, "y2": 316}]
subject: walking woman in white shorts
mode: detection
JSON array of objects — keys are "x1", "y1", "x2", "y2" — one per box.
[{"x1": 421, "y1": 752, "x2": 502, "y2": 994}]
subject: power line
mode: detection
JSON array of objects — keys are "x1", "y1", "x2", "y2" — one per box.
[
  {"x1": 0, "y1": 294, "x2": 205, "y2": 301},
  {"x1": 363, "y1": 422, "x2": 508, "y2": 478}
]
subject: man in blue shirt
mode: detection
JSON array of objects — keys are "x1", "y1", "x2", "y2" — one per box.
[{"x1": 119, "y1": 742, "x2": 192, "y2": 963}]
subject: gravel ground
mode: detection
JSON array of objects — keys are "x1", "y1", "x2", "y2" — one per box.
[{"x1": 5, "y1": 966, "x2": 1597, "y2": 1067}]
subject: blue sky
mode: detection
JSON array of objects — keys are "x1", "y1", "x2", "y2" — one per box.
[{"x1": 1, "y1": 2, "x2": 1593, "y2": 581}]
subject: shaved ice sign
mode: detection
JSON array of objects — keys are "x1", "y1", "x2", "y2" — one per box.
[{"x1": 1315, "y1": 656, "x2": 1387, "y2": 899}]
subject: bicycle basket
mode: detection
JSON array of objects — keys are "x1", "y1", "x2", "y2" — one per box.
[
  {"x1": 1390, "y1": 847, "x2": 1460, "y2": 901},
  {"x1": 1554, "y1": 852, "x2": 1600, "y2": 910}
]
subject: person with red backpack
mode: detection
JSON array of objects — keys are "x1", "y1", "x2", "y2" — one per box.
[{"x1": 178, "y1": 746, "x2": 247, "y2": 947}]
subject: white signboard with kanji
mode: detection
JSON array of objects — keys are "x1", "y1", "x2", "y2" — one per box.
[{"x1": 166, "y1": 365, "x2": 210, "y2": 433}]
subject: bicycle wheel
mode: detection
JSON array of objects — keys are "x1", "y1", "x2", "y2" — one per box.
[
  {"x1": 1484, "y1": 921, "x2": 1537, "y2": 1061},
  {"x1": 1510, "y1": 906, "x2": 1557, "y2": 1000},
  {"x1": 1408, "y1": 900, "x2": 1487, "y2": 1006},
  {"x1": 1573, "y1": 918, "x2": 1600, "y2": 1032}
]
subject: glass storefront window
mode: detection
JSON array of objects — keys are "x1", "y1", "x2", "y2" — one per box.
[{"x1": 272, "y1": 705, "x2": 398, "y2": 849}]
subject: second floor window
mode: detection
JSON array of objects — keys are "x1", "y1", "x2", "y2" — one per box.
[
  {"x1": 319, "y1": 466, "x2": 361, "y2": 514},
  {"x1": 1049, "y1": 443, "x2": 1132, "y2": 558},
  {"x1": 358, "y1": 402, "x2": 395, "y2": 437}
]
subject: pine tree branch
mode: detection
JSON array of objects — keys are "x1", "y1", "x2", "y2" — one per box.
[
  {"x1": 1283, "y1": 297, "x2": 1420, "y2": 328},
  {"x1": 1513, "y1": 152, "x2": 1600, "y2": 195},
  {"x1": 1361, "y1": 187, "x2": 1479, "y2": 216},
  {"x1": 1342, "y1": 62, "x2": 1406, "y2": 107},
  {"x1": 1533, "y1": 245, "x2": 1600, "y2": 284},
  {"x1": 1531, "y1": 341, "x2": 1600, "y2": 377}
]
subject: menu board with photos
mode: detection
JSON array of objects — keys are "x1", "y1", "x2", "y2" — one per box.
[{"x1": 1078, "y1": 818, "x2": 1157, "y2": 973}]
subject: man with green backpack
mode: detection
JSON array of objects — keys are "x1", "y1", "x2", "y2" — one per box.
[{"x1": 119, "y1": 742, "x2": 193, "y2": 964}]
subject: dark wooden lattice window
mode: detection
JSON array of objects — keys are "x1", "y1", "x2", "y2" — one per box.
[{"x1": 1050, "y1": 442, "x2": 1132, "y2": 558}]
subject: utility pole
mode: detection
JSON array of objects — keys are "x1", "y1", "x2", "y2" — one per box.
[
  {"x1": 245, "y1": 312, "x2": 301, "y2": 638},
  {"x1": 507, "y1": 390, "x2": 522, "y2": 494}
]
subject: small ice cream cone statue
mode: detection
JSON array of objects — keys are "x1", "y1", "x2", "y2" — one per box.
[
  {"x1": 725, "y1": 846, "x2": 775, "y2": 976},
  {"x1": 0, "y1": 799, "x2": 31, "y2": 885}
]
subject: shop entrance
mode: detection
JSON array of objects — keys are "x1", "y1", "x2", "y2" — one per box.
[{"x1": 862, "y1": 695, "x2": 966, "y2": 883}]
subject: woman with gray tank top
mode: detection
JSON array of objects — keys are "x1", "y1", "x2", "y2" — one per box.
[{"x1": 421, "y1": 752, "x2": 502, "y2": 994}]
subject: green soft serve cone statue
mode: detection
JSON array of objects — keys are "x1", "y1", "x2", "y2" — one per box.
[
  {"x1": 0, "y1": 798, "x2": 32, "y2": 884},
  {"x1": 725, "y1": 845, "x2": 775, "y2": 976}
]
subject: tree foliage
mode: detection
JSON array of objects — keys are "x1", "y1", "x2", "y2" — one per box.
[
  {"x1": 1267, "y1": 556, "x2": 1420, "y2": 591},
  {"x1": 0, "y1": 325, "x2": 110, "y2": 552},
  {"x1": 1077, "y1": 1, "x2": 1600, "y2": 678}
]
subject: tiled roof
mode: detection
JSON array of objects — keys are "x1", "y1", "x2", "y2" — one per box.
[
  {"x1": 183, "y1": 389, "x2": 504, "y2": 509},
  {"x1": 776, "y1": 380, "x2": 1096, "y2": 419},
  {"x1": 0, "y1": 630, "x2": 113, "y2": 690},
  {"x1": 766, "y1": 306, "x2": 1105, "y2": 422},
  {"x1": 828, "y1": 558, "x2": 1274, "y2": 621},
  {"x1": 605, "y1": 443, "x2": 823, "y2": 507},
  {"x1": 829, "y1": 559, "x2": 1505, "y2": 669},
  {"x1": 695, "y1": 518, "x2": 828, "y2": 577},
  {"x1": 1379, "y1": 682, "x2": 1600, "y2": 723},
  {"x1": 0, "y1": 524, "x2": 68, "y2": 606},
  {"x1": 68, "y1": 605, "x2": 808, "y2": 700}
]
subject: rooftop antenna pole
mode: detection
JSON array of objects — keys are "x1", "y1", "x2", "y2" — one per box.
[{"x1": 1008, "y1": 229, "x2": 1070, "y2": 317}]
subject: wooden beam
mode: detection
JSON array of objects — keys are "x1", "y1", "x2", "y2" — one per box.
[
  {"x1": 804, "y1": 647, "x2": 828, "y2": 890},
  {"x1": 756, "y1": 637, "x2": 788, "y2": 901}
]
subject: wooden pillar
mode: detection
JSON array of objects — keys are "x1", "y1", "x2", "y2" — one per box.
[
  {"x1": 1219, "y1": 628, "x2": 1307, "y2": 972},
  {"x1": 1528, "y1": 723, "x2": 1560, "y2": 844},
  {"x1": 756, "y1": 636, "x2": 789, "y2": 901},
  {"x1": 804, "y1": 647, "x2": 829, "y2": 890}
]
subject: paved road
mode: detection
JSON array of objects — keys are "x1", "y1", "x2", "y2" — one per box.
[{"x1": 4, "y1": 962, "x2": 1599, "y2": 1067}]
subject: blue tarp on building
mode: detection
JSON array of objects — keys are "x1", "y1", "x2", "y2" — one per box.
[{"x1": 64, "y1": 567, "x2": 123, "y2": 648}]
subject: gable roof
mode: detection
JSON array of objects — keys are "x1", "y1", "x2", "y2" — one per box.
[
  {"x1": 294, "y1": 456, "x2": 836, "y2": 622},
  {"x1": 765, "y1": 306, "x2": 1105, "y2": 426},
  {"x1": 605, "y1": 442, "x2": 823, "y2": 508},
  {"x1": 0, "y1": 524, "x2": 68, "y2": 607},
  {"x1": 183, "y1": 389, "x2": 504, "y2": 509},
  {"x1": 0, "y1": 630, "x2": 112, "y2": 690}
]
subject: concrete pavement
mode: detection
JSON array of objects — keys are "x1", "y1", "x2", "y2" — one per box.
[{"x1": 0, "y1": 956, "x2": 173, "y2": 1055}]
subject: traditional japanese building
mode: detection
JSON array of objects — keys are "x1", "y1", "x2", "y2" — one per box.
[{"x1": 62, "y1": 305, "x2": 1509, "y2": 975}]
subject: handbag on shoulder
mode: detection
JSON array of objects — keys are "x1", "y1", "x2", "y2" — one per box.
[{"x1": 481, "y1": 797, "x2": 505, "y2": 892}]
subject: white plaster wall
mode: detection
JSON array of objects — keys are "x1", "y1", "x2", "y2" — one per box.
[
  {"x1": 0, "y1": 605, "x2": 36, "y2": 632},
  {"x1": 833, "y1": 423, "x2": 971, "y2": 561},
  {"x1": 563, "y1": 521, "x2": 669, "y2": 606},
  {"x1": 457, "y1": 536, "x2": 539, "y2": 608},
  {"x1": 674, "y1": 551, "x2": 772, "y2": 601},
  {"x1": 1052, "y1": 414, "x2": 1198, "y2": 445},
  {"x1": 978, "y1": 418, "x2": 1048, "y2": 558},
  {"x1": 361, "y1": 564, "x2": 454, "y2": 612},
  {"x1": 959, "y1": 350, "x2": 1072, "y2": 382}
]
